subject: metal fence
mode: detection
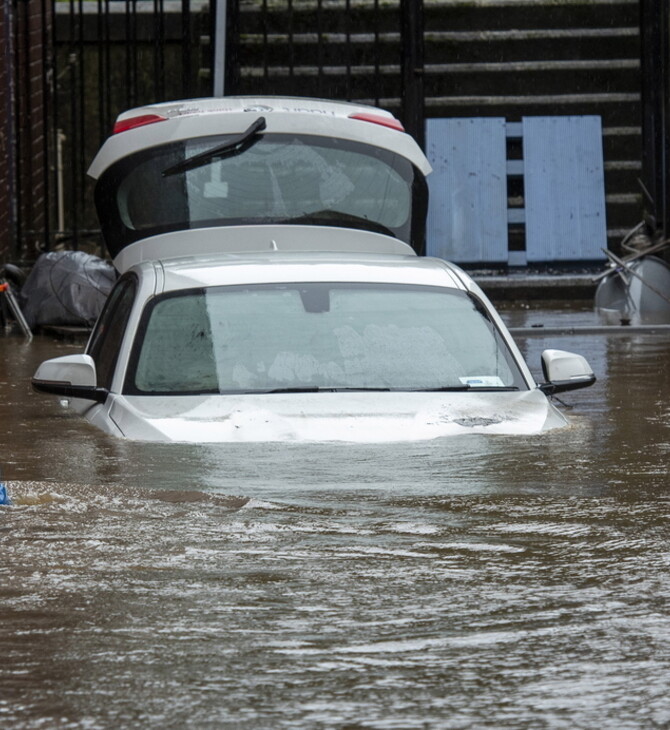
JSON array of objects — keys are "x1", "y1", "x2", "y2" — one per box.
[
  {"x1": 52, "y1": 0, "x2": 213, "y2": 253},
  {"x1": 3, "y1": 0, "x2": 652, "y2": 264},
  {"x1": 7, "y1": 0, "x2": 420, "y2": 261},
  {"x1": 223, "y1": 0, "x2": 423, "y2": 140}
]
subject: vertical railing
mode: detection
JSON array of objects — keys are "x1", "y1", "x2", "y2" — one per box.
[
  {"x1": 222, "y1": 0, "x2": 426, "y2": 147},
  {"x1": 640, "y1": 0, "x2": 670, "y2": 238},
  {"x1": 287, "y1": 0, "x2": 294, "y2": 84},
  {"x1": 0, "y1": 0, "x2": 17, "y2": 262},
  {"x1": 372, "y1": 0, "x2": 381, "y2": 108},
  {"x1": 49, "y1": 0, "x2": 212, "y2": 254},
  {"x1": 316, "y1": 0, "x2": 324, "y2": 97},
  {"x1": 400, "y1": 0, "x2": 424, "y2": 148},
  {"x1": 7, "y1": 0, "x2": 55, "y2": 262}
]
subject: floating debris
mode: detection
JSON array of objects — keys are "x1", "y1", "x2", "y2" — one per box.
[{"x1": 0, "y1": 482, "x2": 11, "y2": 506}]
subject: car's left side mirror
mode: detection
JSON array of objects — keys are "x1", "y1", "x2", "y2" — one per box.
[
  {"x1": 32, "y1": 354, "x2": 109, "y2": 404},
  {"x1": 539, "y1": 349, "x2": 596, "y2": 395}
]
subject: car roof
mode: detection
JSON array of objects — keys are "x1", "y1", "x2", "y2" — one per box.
[
  {"x1": 88, "y1": 96, "x2": 432, "y2": 179},
  {"x1": 138, "y1": 251, "x2": 473, "y2": 294}
]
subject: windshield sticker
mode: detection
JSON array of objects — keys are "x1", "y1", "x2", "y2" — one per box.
[{"x1": 459, "y1": 376, "x2": 506, "y2": 387}]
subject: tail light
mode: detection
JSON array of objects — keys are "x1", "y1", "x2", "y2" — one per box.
[
  {"x1": 348, "y1": 113, "x2": 405, "y2": 132},
  {"x1": 113, "y1": 114, "x2": 168, "y2": 135}
]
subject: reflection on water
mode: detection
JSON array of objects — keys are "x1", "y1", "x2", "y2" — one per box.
[{"x1": 1, "y1": 316, "x2": 670, "y2": 728}]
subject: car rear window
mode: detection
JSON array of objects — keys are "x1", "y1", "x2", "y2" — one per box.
[{"x1": 95, "y1": 133, "x2": 427, "y2": 258}]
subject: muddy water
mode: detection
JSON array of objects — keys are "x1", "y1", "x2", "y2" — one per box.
[{"x1": 1, "y1": 305, "x2": 670, "y2": 729}]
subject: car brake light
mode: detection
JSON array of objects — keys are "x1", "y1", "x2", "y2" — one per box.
[
  {"x1": 348, "y1": 112, "x2": 405, "y2": 132},
  {"x1": 113, "y1": 114, "x2": 168, "y2": 134}
]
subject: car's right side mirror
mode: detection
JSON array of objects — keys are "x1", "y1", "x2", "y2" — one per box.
[{"x1": 539, "y1": 349, "x2": 596, "y2": 395}]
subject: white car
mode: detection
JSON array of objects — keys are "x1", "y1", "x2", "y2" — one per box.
[{"x1": 32, "y1": 97, "x2": 595, "y2": 442}]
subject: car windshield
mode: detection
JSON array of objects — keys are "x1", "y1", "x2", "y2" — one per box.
[
  {"x1": 126, "y1": 284, "x2": 526, "y2": 395},
  {"x1": 95, "y1": 133, "x2": 427, "y2": 257}
]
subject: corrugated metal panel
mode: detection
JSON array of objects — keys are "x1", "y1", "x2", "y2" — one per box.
[
  {"x1": 523, "y1": 116, "x2": 607, "y2": 262},
  {"x1": 426, "y1": 117, "x2": 508, "y2": 263}
]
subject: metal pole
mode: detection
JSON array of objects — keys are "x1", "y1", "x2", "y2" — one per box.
[
  {"x1": 212, "y1": 0, "x2": 227, "y2": 96},
  {"x1": 181, "y1": 0, "x2": 192, "y2": 98},
  {"x1": 662, "y1": 0, "x2": 670, "y2": 238},
  {"x1": 400, "y1": 0, "x2": 424, "y2": 149},
  {"x1": 2, "y1": 0, "x2": 18, "y2": 261},
  {"x1": 640, "y1": 0, "x2": 670, "y2": 238}
]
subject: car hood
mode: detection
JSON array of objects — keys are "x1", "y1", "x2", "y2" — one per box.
[{"x1": 105, "y1": 390, "x2": 567, "y2": 443}]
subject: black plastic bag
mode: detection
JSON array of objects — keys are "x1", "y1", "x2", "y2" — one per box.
[{"x1": 20, "y1": 251, "x2": 116, "y2": 328}]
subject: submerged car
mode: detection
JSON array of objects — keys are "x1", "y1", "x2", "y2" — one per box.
[{"x1": 32, "y1": 97, "x2": 595, "y2": 442}]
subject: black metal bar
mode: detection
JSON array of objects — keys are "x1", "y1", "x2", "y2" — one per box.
[
  {"x1": 345, "y1": 0, "x2": 351, "y2": 100},
  {"x1": 3, "y1": 0, "x2": 18, "y2": 259},
  {"x1": 262, "y1": 0, "x2": 268, "y2": 84},
  {"x1": 181, "y1": 0, "x2": 192, "y2": 98},
  {"x1": 225, "y1": 0, "x2": 240, "y2": 94},
  {"x1": 104, "y1": 0, "x2": 111, "y2": 133},
  {"x1": 130, "y1": 0, "x2": 138, "y2": 108},
  {"x1": 316, "y1": 0, "x2": 323, "y2": 97},
  {"x1": 75, "y1": 0, "x2": 85, "y2": 250},
  {"x1": 97, "y1": 0, "x2": 105, "y2": 134},
  {"x1": 287, "y1": 0, "x2": 294, "y2": 82},
  {"x1": 50, "y1": 0, "x2": 62, "y2": 245},
  {"x1": 400, "y1": 0, "x2": 424, "y2": 149},
  {"x1": 154, "y1": 0, "x2": 166, "y2": 100},
  {"x1": 640, "y1": 0, "x2": 670, "y2": 238},
  {"x1": 124, "y1": 0, "x2": 132, "y2": 109},
  {"x1": 40, "y1": 0, "x2": 52, "y2": 251},
  {"x1": 373, "y1": 0, "x2": 380, "y2": 106},
  {"x1": 16, "y1": 0, "x2": 29, "y2": 257}
]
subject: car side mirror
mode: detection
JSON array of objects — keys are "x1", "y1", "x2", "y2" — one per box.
[
  {"x1": 539, "y1": 349, "x2": 596, "y2": 395},
  {"x1": 32, "y1": 354, "x2": 108, "y2": 403}
]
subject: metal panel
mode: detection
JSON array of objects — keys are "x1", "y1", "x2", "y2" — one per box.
[
  {"x1": 426, "y1": 117, "x2": 508, "y2": 264},
  {"x1": 523, "y1": 116, "x2": 607, "y2": 262}
]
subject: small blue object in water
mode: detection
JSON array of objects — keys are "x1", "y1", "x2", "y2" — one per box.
[{"x1": 0, "y1": 483, "x2": 11, "y2": 506}]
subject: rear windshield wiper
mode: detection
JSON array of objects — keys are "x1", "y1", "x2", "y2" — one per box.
[{"x1": 162, "y1": 116, "x2": 267, "y2": 177}]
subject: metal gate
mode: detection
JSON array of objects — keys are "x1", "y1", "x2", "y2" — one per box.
[
  {"x1": 2, "y1": 0, "x2": 214, "y2": 262},
  {"x1": 3, "y1": 0, "x2": 649, "y2": 265},
  {"x1": 3, "y1": 0, "x2": 423, "y2": 262},
  {"x1": 220, "y1": 0, "x2": 424, "y2": 143},
  {"x1": 51, "y1": 0, "x2": 213, "y2": 254}
]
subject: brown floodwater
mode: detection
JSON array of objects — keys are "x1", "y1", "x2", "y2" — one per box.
[{"x1": 1, "y1": 302, "x2": 670, "y2": 729}]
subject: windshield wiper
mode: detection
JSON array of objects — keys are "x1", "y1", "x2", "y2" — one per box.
[
  {"x1": 404, "y1": 385, "x2": 520, "y2": 392},
  {"x1": 265, "y1": 387, "x2": 325, "y2": 393},
  {"x1": 406, "y1": 385, "x2": 472, "y2": 392},
  {"x1": 162, "y1": 116, "x2": 267, "y2": 177},
  {"x1": 263, "y1": 387, "x2": 392, "y2": 393},
  {"x1": 236, "y1": 385, "x2": 519, "y2": 394}
]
